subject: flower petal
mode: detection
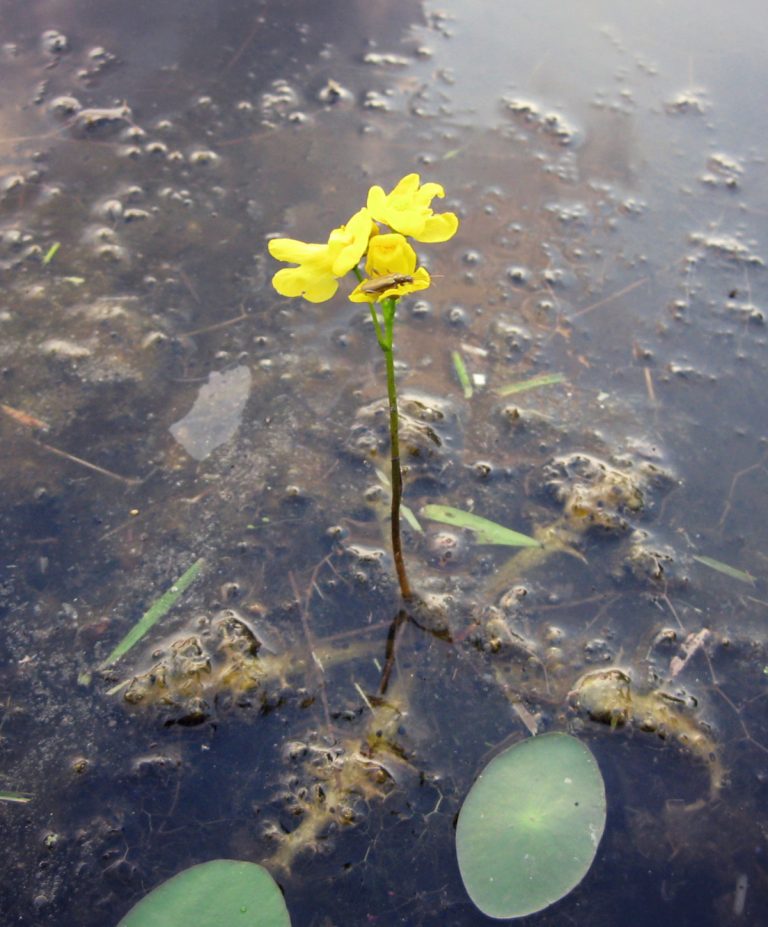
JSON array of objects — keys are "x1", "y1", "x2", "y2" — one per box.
[
  {"x1": 416, "y1": 181, "x2": 445, "y2": 202},
  {"x1": 272, "y1": 266, "x2": 338, "y2": 303},
  {"x1": 418, "y1": 211, "x2": 459, "y2": 243},
  {"x1": 268, "y1": 238, "x2": 326, "y2": 264},
  {"x1": 366, "y1": 185, "x2": 387, "y2": 214},
  {"x1": 365, "y1": 174, "x2": 458, "y2": 242},
  {"x1": 330, "y1": 207, "x2": 375, "y2": 276},
  {"x1": 391, "y1": 173, "x2": 421, "y2": 196},
  {"x1": 365, "y1": 233, "x2": 417, "y2": 277}
]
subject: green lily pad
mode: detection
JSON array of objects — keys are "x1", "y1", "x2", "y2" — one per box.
[
  {"x1": 116, "y1": 859, "x2": 291, "y2": 927},
  {"x1": 456, "y1": 733, "x2": 606, "y2": 920}
]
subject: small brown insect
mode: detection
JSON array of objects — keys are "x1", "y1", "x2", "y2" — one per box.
[{"x1": 360, "y1": 273, "x2": 414, "y2": 295}]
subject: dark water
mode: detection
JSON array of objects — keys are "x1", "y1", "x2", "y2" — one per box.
[{"x1": 1, "y1": 1, "x2": 768, "y2": 925}]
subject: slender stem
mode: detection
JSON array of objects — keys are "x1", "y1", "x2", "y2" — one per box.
[
  {"x1": 381, "y1": 298, "x2": 412, "y2": 600},
  {"x1": 353, "y1": 265, "x2": 413, "y2": 600}
]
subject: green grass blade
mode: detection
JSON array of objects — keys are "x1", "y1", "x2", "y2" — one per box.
[
  {"x1": 693, "y1": 555, "x2": 755, "y2": 585},
  {"x1": 42, "y1": 241, "x2": 61, "y2": 265},
  {"x1": 100, "y1": 557, "x2": 205, "y2": 668},
  {"x1": 401, "y1": 502, "x2": 423, "y2": 534},
  {"x1": 422, "y1": 504, "x2": 540, "y2": 547},
  {"x1": 495, "y1": 372, "x2": 565, "y2": 397},
  {"x1": 452, "y1": 350, "x2": 473, "y2": 399},
  {"x1": 0, "y1": 791, "x2": 32, "y2": 803}
]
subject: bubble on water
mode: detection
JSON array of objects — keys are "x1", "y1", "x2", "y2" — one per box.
[
  {"x1": 727, "y1": 301, "x2": 764, "y2": 325},
  {"x1": 316, "y1": 79, "x2": 352, "y2": 106},
  {"x1": 699, "y1": 153, "x2": 743, "y2": 190},
  {"x1": 362, "y1": 91, "x2": 391, "y2": 111},
  {"x1": 189, "y1": 148, "x2": 221, "y2": 166},
  {"x1": 96, "y1": 244, "x2": 126, "y2": 262},
  {"x1": 1, "y1": 173, "x2": 25, "y2": 196},
  {"x1": 362, "y1": 51, "x2": 411, "y2": 68},
  {"x1": 545, "y1": 201, "x2": 589, "y2": 225},
  {"x1": 502, "y1": 97, "x2": 582, "y2": 146},
  {"x1": 427, "y1": 529, "x2": 467, "y2": 566},
  {"x1": 145, "y1": 140, "x2": 169, "y2": 157},
  {"x1": 122, "y1": 125, "x2": 146, "y2": 143},
  {"x1": 665, "y1": 88, "x2": 709, "y2": 115},
  {"x1": 506, "y1": 266, "x2": 530, "y2": 286},
  {"x1": 410, "y1": 299, "x2": 431, "y2": 317},
  {"x1": 543, "y1": 267, "x2": 572, "y2": 288},
  {"x1": 39, "y1": 338, "x2": 92, "y2": 359},
  {"x1": 471, "y1": 461, "x2": 494, "y2": 478},
  {"x1": 41, "y1": 30, "x2": 68, "y2": 54},
  {"x1": 96, "y1": 198, "x2": 123, "y2": 220},
  {"x1": 123, "y1": 208, "x2": 151, "y2": 223},
  {"x1": 689, "y1": 232, "x2": 764, "y2": 265},
  {"x1": 619, "y1": 197, "x2": 646, "y2": 216},
  {"x1": 49, "y1": 95, "x2": 82, "y2": 117},
  {"x1": 260, "y1": 79, "x2": 300, "y2": 124}
]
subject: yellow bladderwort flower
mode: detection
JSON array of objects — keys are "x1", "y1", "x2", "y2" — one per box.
[
  {"x1": 268, "y1": 207, "x2": 374, "y2": 303},
  {"x1": 348, "y1": 232, "x2": 431, "y2": 303},
  {"x1": 366, "y1": 173, "x2": 459, "y2": 243}
]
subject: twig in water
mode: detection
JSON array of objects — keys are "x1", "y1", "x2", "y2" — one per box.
[{"x1": 34, "y1": 440, "x2": 142, "y2": 486}]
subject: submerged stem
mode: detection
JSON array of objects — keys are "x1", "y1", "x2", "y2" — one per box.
[
  {"x1": 353, "y1": 265, "x2": 413, "y2": 600},
  {"x1": 381, "y1": 297, "x2": 412, "y2": 600}
]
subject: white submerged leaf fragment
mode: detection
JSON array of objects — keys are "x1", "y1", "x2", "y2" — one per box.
[
  {"x1": 733, "y1": 873, "x2": 748, "y2": 917},
  {"x1": 170, "y1": 365, "x2": 252, "y2": 460}
]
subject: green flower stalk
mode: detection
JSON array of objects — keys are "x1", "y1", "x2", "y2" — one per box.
[{"x1": 268, "y1": 174, "x2": 459, "y2": 600}]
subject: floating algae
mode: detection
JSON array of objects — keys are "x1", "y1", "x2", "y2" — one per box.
[{"x1": 570, "y1": 668, "x2": 724, "y2": 798}]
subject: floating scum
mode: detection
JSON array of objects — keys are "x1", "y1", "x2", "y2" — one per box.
[{"x1": 268, "y1": 174, "x2": 459, "y2": 599}]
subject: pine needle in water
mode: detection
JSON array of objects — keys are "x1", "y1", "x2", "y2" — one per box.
[
  {"x1": 42, "y1": 241, "x2": 60, "y2": 265},
  {"x1": 692, "y1": 555, "x2": 755, "y2": 586},
  {"x1": 495, "y1": 372, "x2": 565, "y2": 397},
  {"x1": 0, "y1": 791, "x2": 32, "y2": 804},
  {"x1": 99, "y1": 558, "x2": 206, "y2": 668},
  {"x1": 452, "y1": 350, "x2": 473, "y2": 399}
]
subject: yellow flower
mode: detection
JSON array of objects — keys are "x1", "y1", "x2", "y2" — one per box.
[
  {"x1": 268, "y1": 207, "x2": 374, "y2": 303},
  {"x1": 366, "y1": 173, "x2": 459, "y2": 243},
  {"x1": 349, "y1": 232, "x2": 431, "y2": 302}
]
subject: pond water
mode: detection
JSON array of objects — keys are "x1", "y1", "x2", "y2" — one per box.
[{"x1": 2, "y1": 1, "x2": 768, "y2": 925}]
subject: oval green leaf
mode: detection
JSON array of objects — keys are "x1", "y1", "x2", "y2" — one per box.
[
  {"x1": 116, "y1": 859, "x2": 291, "y2": 927},
  {"x1": 456, "y1": 732, "x2": 606, "y2": 920}
]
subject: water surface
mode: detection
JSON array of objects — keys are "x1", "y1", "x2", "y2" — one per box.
[{"x1": 1, "y1": 2, "x2": 767, "y2": 925}]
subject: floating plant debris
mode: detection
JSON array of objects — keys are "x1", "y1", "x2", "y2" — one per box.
[
  {"x1": 693, "y1": 555, "x2": 756, "y2": 586},
  {"x1": 495, "y1": 372, "x2": 565, "y2": 397}
]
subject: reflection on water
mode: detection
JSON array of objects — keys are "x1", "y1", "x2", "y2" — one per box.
[{"x1": 1, "y1": 1, "x2": 768, "y2": 925}]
